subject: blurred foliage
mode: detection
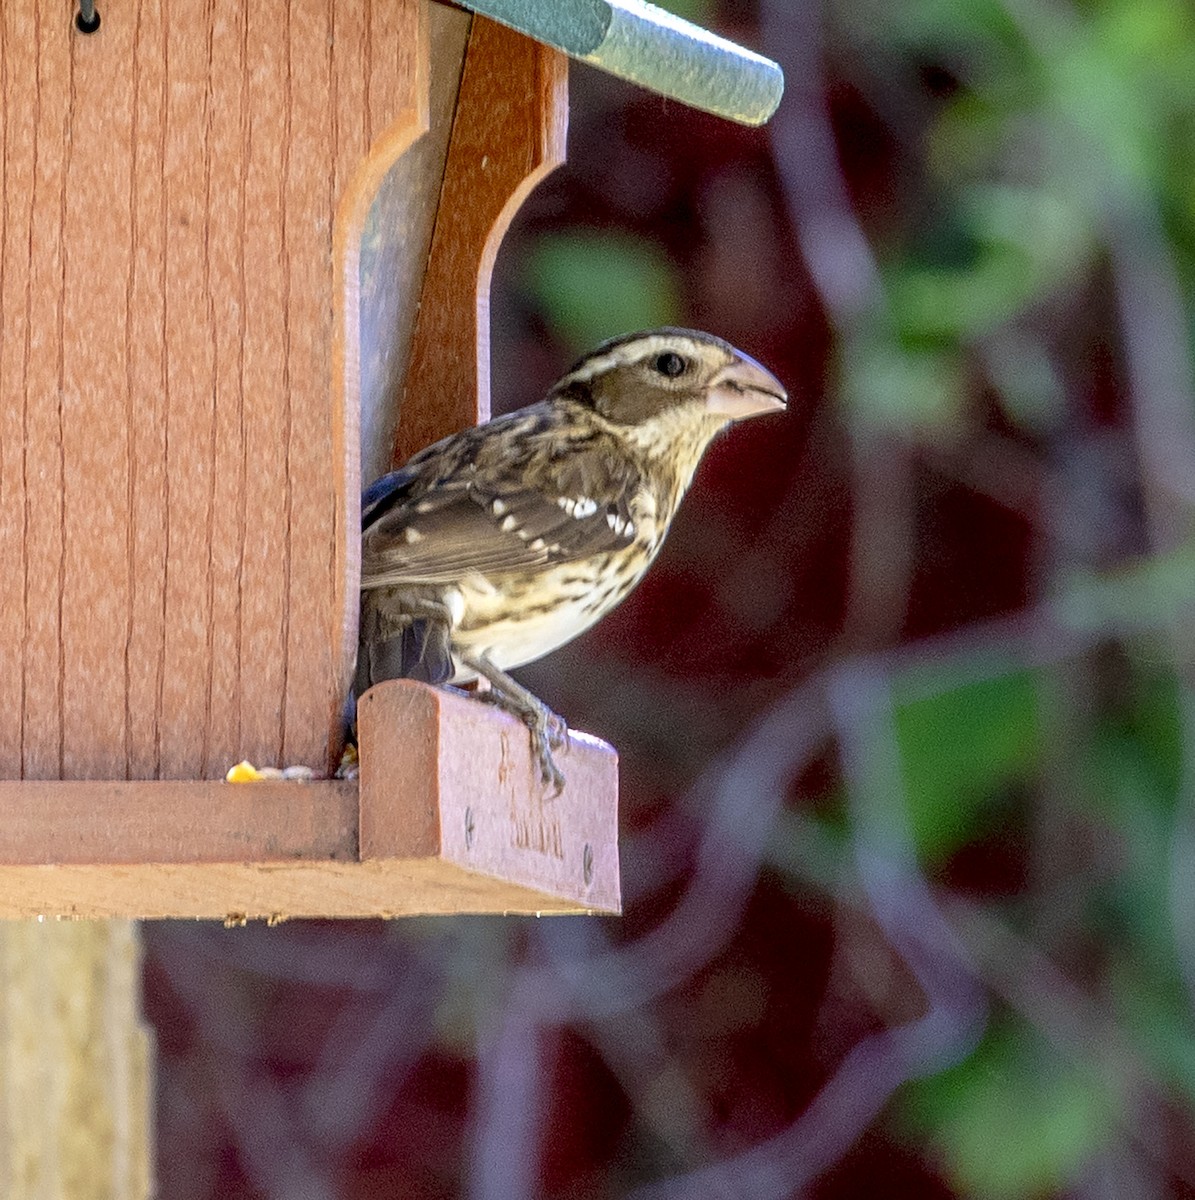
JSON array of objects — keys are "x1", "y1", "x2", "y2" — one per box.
[
  {"x1": 519, "y1": 232, "x2": 684, "y2": 353},
  {"x1": 799, "y1": 5, "x2": 1195, "y2": 1190},
  {"x1": 903, "y1": 1023, "x2": 1115, "y2": 1200},
  {"x1": 652, "y1": 0, "x2": 715, "y2": 23},
  {"x1": 841, "y1": 332, "x2": 967, "y2": 432},
  {"x1": 514, "y1": 1, "x2": 1195, "y2": 1193},
  {"x1": 830, "y1": 0, "x2": 1195, "y2": 434},
  {"x1": 1058, "y1": 545, "x2": 1195, "y2": 633},
  {"x1": 894, "y1": 668, "x2": 1040, "y2": 863},
  {"x1": 892, "y1": 649, "x2": 1188, "y2": 1196}
]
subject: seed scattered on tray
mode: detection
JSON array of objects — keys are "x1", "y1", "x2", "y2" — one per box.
[{"x1": 225, "y1": 761, "x2": 318, "y2": 783}]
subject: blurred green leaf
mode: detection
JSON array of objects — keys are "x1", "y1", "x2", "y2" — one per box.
[
  {"x1": 519, "y1": 232, "x2": 683, "y2": 353},
  {"x1": 888, "y1": 187, "x2": 1094, "y2": 341},
  {"x1": 841, "y1": 331, "x2": 966, "y2": 432},
  {"x1": 1055, "y1": 545, "x2": 1195, "y2": 635},
  {"x1": 1118, "y1": 655, "x2": 1183, "y2": 799},
  {"x1": 832, "y1": 0, "x2": 1029, "y2": 78},
  {"x1": 927, "y1": 91, "x2": 1010, "y2": 183},
  {"x1": 893, "y1": 670, "x2": 1041, "y2": 862},
  {"x1": 979, "y1": 331, "x2": 1065, "y2": 434},
  {"x1": 1046, "y1": 31, "x2": 1159, "y2": 194},
  {"x1": 1082, "y1": 730, "x2": 1175, "y2": 967},
  {"x1": 1080, "y1": 657, "x2": 1182, "y2": 968},
  {"x1": 1115, "y1": 963, "x2": 1195, "y2": 1106},
  {"x1": 901, "y1": 1025, "x2": 1113, "y2": 1200}
]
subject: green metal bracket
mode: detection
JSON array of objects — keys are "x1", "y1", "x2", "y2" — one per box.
[{"x1": 454, "y1": 0, "x2": 784, "y2": 126}]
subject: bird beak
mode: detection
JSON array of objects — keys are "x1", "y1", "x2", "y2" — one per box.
[{"x1": 706, "y1": 352, "x2": 787, "y2": 419}]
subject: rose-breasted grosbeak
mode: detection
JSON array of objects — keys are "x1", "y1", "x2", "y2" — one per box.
[{"x1": 357, "y1": 328, "x2": 786, "y2": 789}]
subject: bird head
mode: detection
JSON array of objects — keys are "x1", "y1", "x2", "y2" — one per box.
[{"x1": 548, "y1": 328, "x2": 787, "y2": 455}]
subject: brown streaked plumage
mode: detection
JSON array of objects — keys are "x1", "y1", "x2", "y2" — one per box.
[{"x1": 358, "y1": 328, "x2": 786, "y2": 789}]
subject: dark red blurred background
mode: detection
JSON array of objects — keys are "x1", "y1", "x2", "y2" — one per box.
[{"x1": 144, "y1": 0, "x2": 1195, "y2": 1195}]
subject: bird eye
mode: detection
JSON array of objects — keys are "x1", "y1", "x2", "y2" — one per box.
[{"x1": 654, "y1": 352, "x2": 686, "y2": 378}]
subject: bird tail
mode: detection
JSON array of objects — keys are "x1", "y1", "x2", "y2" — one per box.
[{"x1": 355, "y1": 597, "x2": 454, "y2": 700}]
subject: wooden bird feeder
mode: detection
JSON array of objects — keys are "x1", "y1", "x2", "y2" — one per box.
[{"x1": 0, "y1": 0, "x2": 781, "y2": 921}]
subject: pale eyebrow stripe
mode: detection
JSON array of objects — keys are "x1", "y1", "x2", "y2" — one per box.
[{"x1": 558, "y1": 336, "x2": 709, "y2": 385}]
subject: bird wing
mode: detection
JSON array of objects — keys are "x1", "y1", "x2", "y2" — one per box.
[{"x1": 360, "y1": 407, "x2": 641, "y2": 588}]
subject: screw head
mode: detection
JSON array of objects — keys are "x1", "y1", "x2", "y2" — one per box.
[{"x1": 582, "y1": 843, "x2": 594, "y2": 887}]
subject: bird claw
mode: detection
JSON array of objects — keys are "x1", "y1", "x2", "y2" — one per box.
[
  {"x1": 468, "y1": 667, "x2": 569, "y2": 792},
  {"x1": 530, "y1": 727, "x2": 567, "y2": 796},
  {"x1": 512, "y1": 696, "x2": 569, "y2": 794},
  {"x1": 505, "y1": 697, "x2": 568, "y2": 793},
  {"x1": 544, "y1": 709, "x2": 569, "y2": 752}
]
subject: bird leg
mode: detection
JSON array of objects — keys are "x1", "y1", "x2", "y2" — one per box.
[
  {"x1": 461, "y1": 652, "x2": 568, "y2": 793},
  {"x1": 362, "y1": 595, "x2": 569, "y2": 791}
]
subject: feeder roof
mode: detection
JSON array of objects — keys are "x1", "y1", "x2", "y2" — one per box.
[{"x1": 453, "y1": 0, "x2": 783, "y2": 126}]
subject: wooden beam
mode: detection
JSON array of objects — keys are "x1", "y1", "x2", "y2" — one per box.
[
  {"x1": 0, "y1": 781, "x2": 359, "y2": 867},
  {"x1": 0, "y1": 921, "x2": 152, "y2": 1199},
  {"x1": 358, "y1": 681, "x2": 620, "y2": 911}
]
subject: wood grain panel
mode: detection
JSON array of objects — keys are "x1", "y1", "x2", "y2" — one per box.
[
  {"x1": 124, "y1": 0, "x2": 170, "y2": 783},
  {"x1": 0, "y1": 6, "x2": 37, "y2": 780},
  {"x1": 16, "y1": 6, "x2": 70, "y2": 781},
  {"x1": 0, "y1": 0, "x2": 428, "y2": 780},
  {"x1": 0, "y1": 780, "x2": 358, "y2": 865},
  {"x1": 359, "y1": 3, "x2": 471, "y2": 488},
  {"x1": 0, "y1": 922, "x2": 151, "y2": 1198},
  {"x1": 62, "y1": 11, "x2": 136, "y2": 782}
]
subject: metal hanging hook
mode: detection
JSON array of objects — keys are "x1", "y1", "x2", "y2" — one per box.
[{"x1": 76, "y1": 0, "x2": 101, "y2": 34}]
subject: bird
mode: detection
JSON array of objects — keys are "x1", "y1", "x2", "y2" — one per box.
[{"x1": 357, "y1": 327, "x2": 787, "y2": 790}]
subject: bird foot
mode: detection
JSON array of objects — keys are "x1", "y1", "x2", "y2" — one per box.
[
  {"x1": 530, "y1": 722, "x2": 567, "y2": 797},
  {"x1": 464, "y1": 655, "x2": 570, "y2": 794},
  {"x1": 474, "y1": 687, "x2": 569, "y2": 793}
]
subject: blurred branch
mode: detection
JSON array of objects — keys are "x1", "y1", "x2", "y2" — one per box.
[
  {"x1": 533, "y1": 674, "x2": 831, "y2": 1016},
  {"x1": 1108, "y1": 202, "x2": 1195, "y2": 1025},
  {"x1": 153, "y1": 931, "x2": 338, "y2": 1200},
  {"x1": 301, "y1": 961, "x2": 443, "y2": 1159},
  {"x1": 768, "y1": 804, "x2": 1195, "y2": 1191},
  {"x1": 762, "y1": 0, "x2": 883, "y2": 328},
  {"x1": 468, "y1": 978, "x2": 546, "y2": 1200},
  {"x1": 467, "y1": 675, "x2": 831, "y2": 1197},
  {"x1": 1109, "y1": 213, "x2": 1195, "y2": 530},
  {"x1": 623, "y1": 661, "x2": 986, "y2": 1200}
]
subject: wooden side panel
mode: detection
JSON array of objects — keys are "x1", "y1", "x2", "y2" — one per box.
[
  {"x1": 393, "y1": 17, "x2": 568, "y2": 465},
  {"x1": 0, "y1": 0, "x2": 427, "y2": 780},
  {"x1": 0, "y1": 780, "x2": 358, "y2": 866},
  {"x1": 359, "y1": 4, "x2": 472, "y2": 488},
  {"x1": 124, "y1": 0, "x2": 170, "y2": 784},
  {"x1": 63, "y1": 9, "x2": 136, "y2": 783},
  {"x1": 5, "y1": 6, "x2": 72, "y2": 782},
  {"x1": 0, "y1": 7, "x2": 38, "y2": 780}
]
